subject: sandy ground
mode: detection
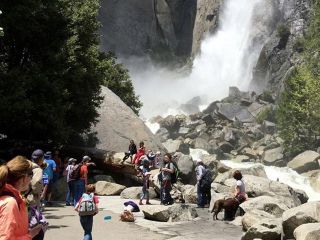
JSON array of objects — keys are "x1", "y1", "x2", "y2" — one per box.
[{"x1": 44, "y1": 196, "x2": 243, "y2": 240}]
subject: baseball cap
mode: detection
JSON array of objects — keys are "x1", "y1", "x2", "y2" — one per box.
[
  {"x1": 82, "y1": 155, "x2": 91, "y2": 161},
  {"x1": 31, "y1": 149, "x2": 44, "y2": 161}
]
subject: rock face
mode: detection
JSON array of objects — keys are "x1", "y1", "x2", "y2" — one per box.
[
  {"x1": 242, "y1": 209, "x2": 276, "y2": 231},
  {"x1": 251, "y1": 0, "x2": 311, "y2": 95},
  {"x1": 262, "y1": 147, "x2": 285, "y2": 167},
  {"x1": 120, "y1": 186, "x2": 157, "y2": 199},
  {"x1": 282, "y1": 202, "x2": 320, "y2": 239},
  {"x1": 294, "y1": 223, "x2": 320, "y2": 240},
  {"x1": 287, "y1": 150, "x2": 320, "y2": 174},
  {"x1": 95, "y1": 181, "x2": 126, "y2": 195},
  {"x1": 142, "y1": 204, "x2": 198, "y2": 222},
  {"x1": 94, "y1": 87, "x2": 165, "y2": 152},
  {"x1": 99, "y1": 0, "x2": 221, "y2": 63}
]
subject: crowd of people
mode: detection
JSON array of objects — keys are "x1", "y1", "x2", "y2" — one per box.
[{"x1": 0, "y1": 142, "x2": 247, "y2": 240}]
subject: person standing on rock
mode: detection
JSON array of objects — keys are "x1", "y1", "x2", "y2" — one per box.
[
  {"x1": 195, "y1": 159, "x2": 211, "y2": 208},
  {"x1": 139, "y1": 159, "x2": 151, "y2": 205},
  {"x1": 122, "y1": 140, "x2": 137, "y2": 164},
  {"x1": 160, "y1": 153, "x2": 174, "y2": 205}
]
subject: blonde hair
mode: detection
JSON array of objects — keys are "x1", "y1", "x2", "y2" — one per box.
[{"x1": 0, "y1": 156, "x2": 32, "y2": 193}]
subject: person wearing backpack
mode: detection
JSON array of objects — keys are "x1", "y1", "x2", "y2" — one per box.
[
  {"x1": 160, "y1": 153, "x2": 175, "y2": 205},
  {"x1": 75, "y1": 184, "x2": 99, "y2": 240},
  {"x1": 195, "y1": 159, "x2": 211, "y2": 208},
  {"x1": 69, "y1": 159, "x2": 83, "y2": 206}
]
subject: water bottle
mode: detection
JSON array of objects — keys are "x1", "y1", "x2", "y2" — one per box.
[{"x1": 104, "y1": 215, "x2": 112, "y2": 222}]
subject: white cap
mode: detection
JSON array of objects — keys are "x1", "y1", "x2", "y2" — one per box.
[{"x1": 196, "y1": 159, "x2": 203, "y2": 163}]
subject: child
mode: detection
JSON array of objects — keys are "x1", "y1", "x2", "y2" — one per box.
[
  {"x1": 75, "y1": 184, "x2": 99, "y2": 240},
  {"x1": 147, "y1": 150, "x2": 156, "y2": 168},
  {"x1": 139, "y1": 159, "x2": 151, "y2": 205}
]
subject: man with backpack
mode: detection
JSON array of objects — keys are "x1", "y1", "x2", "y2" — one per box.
[
  {"x1": 195, "y1": 159, "x2": 212, "y2": 208},
  {"x1": 160, "y1": 153, "x2": 175, "y2": 205}
]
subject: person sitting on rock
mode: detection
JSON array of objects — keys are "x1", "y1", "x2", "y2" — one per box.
[
  {"x1": 132, "y1": 141, "x2": 145, "y2": 165},
  {"x1": 121, "y1": 140, "x2": 137, "y2": 164},
  {"x1": 233, "y1": 170, "x2": 247, "y2": 204},
  {"x1": 146, "y1": 150, "x2": 156, "y2": 168}
]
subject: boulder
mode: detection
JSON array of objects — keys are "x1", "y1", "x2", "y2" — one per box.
[
  {"x1": 182, "y1": 185, "x2": 197, "y2": 204},
  {"x1": 262, "y1": 121, "x2": 276, "y2": 134},
  {"x1": 142, "y1": 204, "x2": 198, "y2": 222},
  {"x1": 94, "y1": 87, "x2": 165, "y2": 152},
  {"x1": 93, "y1": 175, "x2": 115, "y2": 183},
  {"x1": 120, "y1": 186, "x2": 157, "y2": 199},
  {"x1": 294, "y1": 223, "x2": 320, "y2": 240},
  {"x1": 95, "y1": 181, "x2": 126, "y2": 195},
  {"x1": 282, "y1": 202, "x2": 320, "y2": 239},
  {"x1": 224, "y1": 175, "x2": 303, "y2": 208},
  {"x1": 287, "y1": 151, "x2": 320, "y2": 174},
  {"x1": 240, "y1": 196, "x2": 289, "y2": 217},
  {"x1": 218, "y1": 141, "x2": 234, "y2": 153},
  {"x1": 307, "y1": 170, "x2": 320, "y2": 192},
  {"x1": 262, "y1": 147, "x2": 285, "y2": 167},
  {"x1": 194, "y1": 137, "x2": 211, "y2": 152},
  {"x1": 217, "y1": 103, "x2": 255, "y2": 123},
  {"x1": 174, "y1": 152, "x2": 196, "y2": 184},
  {"x1": 202, "y1": 114, "x2": 216, "y2": 125},
  {"x1": 159, "y1": 115, "x2": 184, "y2": 133},
  {"x1": 155, "y1": 127, "x2": 170, "y2": 142},
  {"x1": 214, "y1": 164, "x2": 267, "y2": 183},
  {"x1": 241, "y1": 148, "x2": 258, "y2": 159},
  {"x1": 162, "y1": 139, "x2": 183, "y2": 154},
  {"x1": 242, "y1": 218, "x2": 282, "y2": 240},
  {"x1": 242, "y1": 209, "x2": 276, "y2": 231},
  {"x1": 233, "y1": 155, "x2": 251, "y2": 163}
]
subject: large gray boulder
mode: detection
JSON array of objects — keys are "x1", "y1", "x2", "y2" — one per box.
[
  {"x1": 94, "y1": 87, "x2": 165, "y2": 152},
  {"x1": 282, "y1": 202, "x2": 320, "y2": 239},
  {"x1": 287, "y1": 151, "x2": 320, "y2": 174},
  {"x1": 224, "y1": 175, "x2": 303, "y2": 208},
  {"x1": 120, "y1": 186, "x2": 157, "y2": 199},
  {"x1": 294, "y1": 223, "x2": 320, "y2": 240},
  {"x1": 95, "y1": 181, "x2": 126, "y2": 195},
  {"x1": 242, "y1": 218, "x2": 282, "y2": 240},
  {"x1": 99, "y1": 0, "x2": 221, "y2": 62},
  {"x1": 217, "y1": 103, "x2": 254, "y2": 123},
  {"x1": 142, "y1": 204, "x2": 198, "y2": 222},
  {"x1": 240, "y1": 196, "x2": 289, "y2": 217},
  {"x1": 174, "y1": 152, "x2": 196, "y2": 184},
  {"x1": 93, "y1": 175, "x2": 115, "y2": 183},
  {"x1": 262, "y1": 147, "x2": 285, "y2": 167},
  {"x1": 242, "y1": 209, "x2": 276, "y2": 231},
  {"x1": 182, "y1": 185, "x2": 197, "y2": 204},
  {"x1": 162, "y1": 139, "x2": 183, "y2": 153}
]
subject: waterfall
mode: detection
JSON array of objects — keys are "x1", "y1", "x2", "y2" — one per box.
[
  {"x1": 125, "y1": 0, "x2": 272, "y2": 119},
  {"x1": 221, "y1": 160, "x2": 320, "y2": 202}
]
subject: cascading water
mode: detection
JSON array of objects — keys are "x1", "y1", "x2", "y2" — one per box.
[{"x1": 125, "y1": 0, "x2": 272, "y2": 119}]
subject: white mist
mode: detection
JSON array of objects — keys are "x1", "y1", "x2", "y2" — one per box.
[{"x1": 124, "y1": 0, "x2": 271, "y2": 119}]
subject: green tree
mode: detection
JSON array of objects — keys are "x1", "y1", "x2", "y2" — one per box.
[
  {"x1": 277, "y1": 0, "x2": 320, "y2": 155},
  {"x1": 0, "y1": 0, "x2": 141, "y2": 146}
]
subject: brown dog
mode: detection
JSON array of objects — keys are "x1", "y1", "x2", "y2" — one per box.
[{"x1": 211, "y1": 198, "x2": 240, "y2": 220}]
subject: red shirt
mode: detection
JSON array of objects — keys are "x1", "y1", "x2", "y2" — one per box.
[{"x1": 80, "y1": 164, "x2": 88, "y2": 180}]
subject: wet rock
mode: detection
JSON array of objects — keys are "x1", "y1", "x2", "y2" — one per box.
[
  {"x1": 262, "y1": 121, "x2": 276, "y2": 134},
  {"x1": 282, "y1": 202, "x2": 320, "y2": 239},
  {"x1": 95, "y1": 181, "x2": 126, "y2": 195},
  {"x1": 142, "y1": 204, "x2": 198, "y2": 222},
  {"x1": 305, "y1": 170, "x2": 320, "y2": 192},
  {"x1": 174, "y1": 152, "x2": 196, "y2": 184},
  {"x1": 162, "y1": 139, "x2": 183, "y2": 153},
  {"x1": 182, "y1": 185, "x2": 197, "y2": 204},
  {"x1": 233, "y1": 155, "x2": 251, "y2": 163},
  {"x1": 287, "y1": 150, "x2": 320, "y2": 174},
  {"x1": 202, "y1": 114, "x2": 216, "y2": 125},
  {"x1": 218, "y1": 141, "x2": 234, "y2": 153},
  {"x1": 159, "y1": 115, "x2": 183, "y2": 133}
]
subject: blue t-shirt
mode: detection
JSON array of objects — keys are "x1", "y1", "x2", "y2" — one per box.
[{"x1": 44, "y1": 159, "x2": 56, "y2": 180}]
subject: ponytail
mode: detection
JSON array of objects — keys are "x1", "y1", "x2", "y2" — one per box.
[{"x1": 0, "y1": 164, "x2": 9, "y2": 194}]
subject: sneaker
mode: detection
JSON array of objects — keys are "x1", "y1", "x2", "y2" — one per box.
[
  {"x1": 146, "y1": 202, "x2": 151, "y2": 205},
  {"x1": 66, "y1": 202, "x2": 71, "y2": 206}
]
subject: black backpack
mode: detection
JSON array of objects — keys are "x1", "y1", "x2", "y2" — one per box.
[
  {"x1": 170, "y1": 162, "x2": 180, "y2": 184},
  {"x1": 200, "y1": 168, "x2": 213, "y2": 188},
  {"x1": 69, "y1": 164, "x2": 81, "y2": 180}
]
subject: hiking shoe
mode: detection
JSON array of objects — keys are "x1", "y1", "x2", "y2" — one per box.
[{"x1": 146, "y1": 202, "x2": 151, "y2": 205}]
